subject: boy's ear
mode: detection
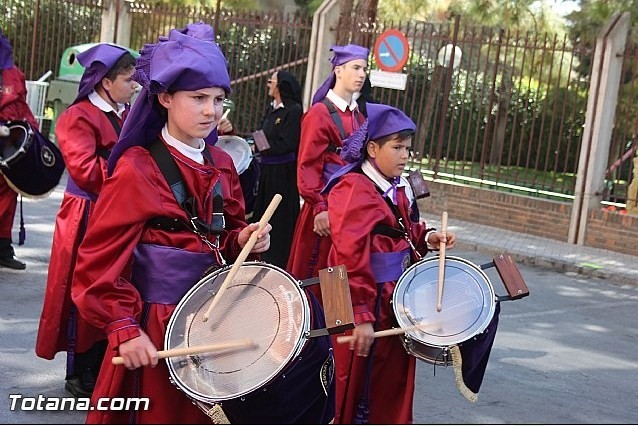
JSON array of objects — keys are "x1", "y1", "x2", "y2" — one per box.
[
  {"x1": 157, "y1": 92, "x2": 172, "y2": 109},
  {"x1": 367, "y1": 140, "x2": 378, "y2": 159}
]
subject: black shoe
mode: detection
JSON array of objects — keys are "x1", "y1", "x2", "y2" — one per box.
[
  {"x1": 0, "y1": 256, "x2": 26, "y2": 270},
  {"x1": 64, "y1": 369, "x2": 97, "y2": 398}
]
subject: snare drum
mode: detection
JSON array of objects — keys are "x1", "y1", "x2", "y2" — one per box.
[
  {"x1": 392, "y1": 256, "x2": 496, "y2": 366},
  {"x1": 165, "y1": 261, "x2": 334, "y2": 423}
]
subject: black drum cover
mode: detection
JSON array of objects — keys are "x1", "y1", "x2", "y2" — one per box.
[{"x1": 0, "y1": 120, "x2": 65, "y2": 197}]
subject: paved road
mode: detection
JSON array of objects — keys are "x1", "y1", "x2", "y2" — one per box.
[{"x1": 1, "y1": 178, "x2": 637, "y2": 423}]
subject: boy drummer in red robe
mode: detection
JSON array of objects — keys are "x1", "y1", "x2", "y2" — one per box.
[
  {"x1": 323, "y1": 103, "x2": 457, "y2": 423},
  {"x1": 70, "y1": 23, "x2": 334, "y2": 424}
]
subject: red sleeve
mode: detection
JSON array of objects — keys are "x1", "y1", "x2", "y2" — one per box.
[
  {"x1": 55, "y1": 104, "x2": 109, "y2": 194},
  {"x1": 0, "y1": 67, "x2": 38, "y2": 128},
  {"x1": 297, "y1": 104, "x2": 344, "y2": 215},
  {"x1": 327, "y1": 175, "x2": 388, "y2": 324},
  {"x1": 71, "y1": 151, "x2": 162, "y2": 348}
]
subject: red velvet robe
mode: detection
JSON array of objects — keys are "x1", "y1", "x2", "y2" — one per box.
[
  {"x1": 0, "y1": 66, "x2": 38, "y2": 239},
  {"x1": 36, "y1": 99, "x2": 124, "y2": 360},
  {"x1": 71, "y1": 142, "x2": 246, "y2": 424},
  {"x1": 287, "y1": 101, "x2": 363, "y2": 280},
  {"x1": 327, "y1": 172, "x2": 431, "y2": 424}
]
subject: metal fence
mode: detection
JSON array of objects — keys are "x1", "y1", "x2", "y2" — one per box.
[
  {"x1": 606, "y1": 42, "x2": 638, "y2": 206},
  {"x1": 340, "y1": 14, "x2": 595, "y2": 200},
  {"x1": 127, "y1": 2, "x2": 313, "y2": 136},
  {"x1": 2, "y1": 0, "x2": 635, "y2": 206},
  {"x1": 0, "y1": 0, "x2": 104, "y2": 80}
]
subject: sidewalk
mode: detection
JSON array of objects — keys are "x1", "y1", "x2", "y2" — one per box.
[{"x1": 425, "y1": 216, "x2": 638, "y2": 287}]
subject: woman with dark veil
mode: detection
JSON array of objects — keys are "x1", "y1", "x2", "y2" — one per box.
[{"x1": 251, "y1": 70, "x2": 303, "y2": 268}]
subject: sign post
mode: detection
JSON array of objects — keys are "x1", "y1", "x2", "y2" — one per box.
[{"x1": 371, "y1": 29, "x2": 410, "y2": 90}]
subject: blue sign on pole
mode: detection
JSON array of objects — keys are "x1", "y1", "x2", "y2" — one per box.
[{"x1": 373, "y1": 29, "x2": 410, "y2": 72}]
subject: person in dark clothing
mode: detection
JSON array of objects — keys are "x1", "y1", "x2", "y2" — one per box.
[{"x1": 251, "y1": 70, "x2": 303, "y2": 268}]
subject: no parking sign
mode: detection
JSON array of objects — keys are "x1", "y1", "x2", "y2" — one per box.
[{"x1": 373, "y1": 29, "x2": 410, "y2": 72}]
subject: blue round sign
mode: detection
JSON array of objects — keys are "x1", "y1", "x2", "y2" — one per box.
[{"x1": 374, "y1": 29, "x2": 410, "y2": 72}]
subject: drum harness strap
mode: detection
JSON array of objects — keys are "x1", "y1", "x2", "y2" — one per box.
[
  {"x1": 321, "y1": 99, "x2": 346, "y2": 154},
  {"x1": 95, "y1": 111, "x2": 123, "y2": 160},
  {"x1": 146, "y1": 139, "x2": 225, "y2": 253},
  {"x1": 370, "y1": 185, "x2": 436, "y2": 261}
]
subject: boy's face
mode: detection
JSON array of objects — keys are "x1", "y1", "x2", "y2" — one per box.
[
  {"x1": 158, "y1": 87, "x2": 225, "y2": 146},
  {"x1": 367, "y1": 136, "x2": 412, "y2": 178},
  {"x1": 102, "y1": 67, "x2": 137, "y2": 105},
  {"x1": 334, "y1": 59, "x2": 367, "y2": 95}
]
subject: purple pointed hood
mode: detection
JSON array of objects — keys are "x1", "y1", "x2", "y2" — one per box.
[
  {"x1": 311, "y1": 44, "x2": 369, "y2": 105},
  {"x1": 74, "y1": 43, "x2": 133, "y2": 104},
  {"x1": 108, "y1": 22, "x2": 231, "y2": 175},
  {"x1": 322, "y1": 103, "x2": 416, "y2": 194}
]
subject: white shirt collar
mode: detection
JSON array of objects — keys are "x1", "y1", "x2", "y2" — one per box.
[
  {"x1": 88, "y1": 90, "x2": 126, "y2": 118},
  {"x1": 326, "y1": 89, "x2": 360, "y2": 112},
  {"x1": 361, "y1": 159, "x2": 414, "y2": 204},
  {"x1": 161, "y1": 125, "x2": 206, "y2": 165},
  {"x1": 271, "y1": 100, "x2": 285, "y2": 110}
]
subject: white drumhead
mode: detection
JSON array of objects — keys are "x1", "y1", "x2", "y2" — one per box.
[
  {"x1": 165, "y1": 262, "x2": 310, "y2": 403},
  {"x1": 216, "y1": 135, "x2": 252, "y2": 174},
  {"x1": 393, "y1": 256, "x2": 496, "y2": 347}
]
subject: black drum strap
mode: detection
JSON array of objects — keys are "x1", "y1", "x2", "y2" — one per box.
[
  {"x1": 146, "y1": 139, "x2": 224, "y2": 241},
  {"x1": 103, "y1": 111, "x2": 122, "y2": 136},
  {"x1": 321, "y1": 99, "x2": 346, "y2": 154}
]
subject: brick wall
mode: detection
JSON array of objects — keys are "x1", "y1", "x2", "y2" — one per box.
[
  {"x1": 416, "y1": 180, "x2": 638, "y2": 256},
  {"x1": 585, "y1": 209, "x2": 638, "y2": 256}
]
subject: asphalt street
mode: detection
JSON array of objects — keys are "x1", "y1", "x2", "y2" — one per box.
[{"x1": 1, "y1": 175, "x2": 637, "y2": 424}]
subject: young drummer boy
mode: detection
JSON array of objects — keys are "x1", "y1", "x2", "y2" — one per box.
[{"x1": 323, "y1": 103, "x2": 457, "y2": 424}]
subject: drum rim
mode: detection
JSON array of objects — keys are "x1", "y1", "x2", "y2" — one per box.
[
  {"x1": 216, "y1": 135, "x2": 252, "y2": 174},
  {"x1": 165, "y1": 261, "x2": 311, "y2": 403},
  {"x1": 0, "y1": 121, "x2": 34, "y2": 164},
  {"x1": 392, "y1": 255, "x2": 496, "y2": 347}
]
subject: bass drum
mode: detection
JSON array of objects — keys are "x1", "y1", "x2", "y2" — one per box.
[
  {"x1": 165, "y1": 261, "x2": 334, "y2": 424},
  {"x1": 0, "y1": 120, "x2": 64, "y2": 197},
  {"x1": 392, "y1": 256, "x2": 496, "y2": 365}
]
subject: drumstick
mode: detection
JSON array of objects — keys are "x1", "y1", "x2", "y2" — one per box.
[
  {"x1": 437, "y1": 211, "x2": 448, "y2": 312},
  {"x1": 221, "y1": 108, "x2": 231, "y2": 121},
  {"x1": 201, "y1": 194, "x2": 282, "y2": 322},
  {"x1": 335, "y1": 324, "x2": 424, "y2": 344},
  {"x1": 111, "y1": 338, "x2": 256, "y2": 365}
]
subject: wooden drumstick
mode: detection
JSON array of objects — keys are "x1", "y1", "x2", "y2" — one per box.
[
  {"x1": 335, "y1": 324, "x2": 423, "y2": 344},
  {"x1": 201, "y1": 194, "x2": 282, "y2": 322},
  {"x1": 111, "y1": 338, "x2": 256, "y2": 365},
  {"x1": 437, "y1": 211, "x2": 448, "y2": 312},
  {"x1": 221, "y1": 108, "x2": 231, "y2": 121}
]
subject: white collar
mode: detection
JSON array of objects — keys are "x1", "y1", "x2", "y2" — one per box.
[
  {"x1": 271, "y1": 100, "x2": 285, "y2": 110},
  {"x1": 326, "y1": 89, "x2": 360, "y2": 112},
  {"x1": 161, "y1": 125, "x2": 205, "y2": 165},
  {"x1": 361, "y1": 159, "x2": 414, "y2": 205},
  {"x1": 88, "y1": 90, "x2": 126, "y2": 118}
]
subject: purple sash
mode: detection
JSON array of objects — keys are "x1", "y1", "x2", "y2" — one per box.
[
  {"x1": 65, "y1": 176, "x2": 98, "y2": 202},
  {"x1": 132, "y1": 243, "x2": 218, "y2": 305},
  {"x1": 322, "y1": 162, "x2": 342, "y2": 185},
  {"x1": 369, "y1": 249, "x2": 410, "y2": 283},
  {"x1": 257, "y1": 152, "x2": 296, "y2": 165}
]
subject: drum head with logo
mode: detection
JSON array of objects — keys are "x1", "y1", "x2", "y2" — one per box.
[
  {"x1": 393, "y1": 256, "x2": 496, "y2": 348},
  {"x1": 216, "y1": 135, "x2": 252, "y2": 174},
  {"x1": 165, "y1": 262, "x2": 310, "y2": 403}
]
